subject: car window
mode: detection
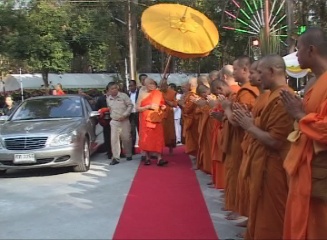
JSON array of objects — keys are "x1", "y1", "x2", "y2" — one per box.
[
  {"x1": 84, "y1": 99, "x2": 93, "y2": 114},
  {"x1": 11, "y1": 97, "x2": 83, "y2": 120}
]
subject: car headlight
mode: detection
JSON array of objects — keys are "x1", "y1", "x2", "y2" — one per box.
[{"x1": 50, "y1": 131, "x2": 77, "y2": 147}]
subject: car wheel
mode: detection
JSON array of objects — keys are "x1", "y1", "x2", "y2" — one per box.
[
  {"x1": 0, "y1": 169, "x2": 7, "y2": 175},
  {"x1": 73, "y1": 138, "x2": 90, "y2": 172}
]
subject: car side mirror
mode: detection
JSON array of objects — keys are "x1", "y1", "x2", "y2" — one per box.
[
  {"x1": 0, "y1": 116, "x2": 9, "y2": 121},
  {"x1": 89, "y1": 111, "x2": 100, "y2": 118}
]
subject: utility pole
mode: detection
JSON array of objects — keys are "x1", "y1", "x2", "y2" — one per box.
[
  {"x1": 127, "y1": 0, "x2": 138, "y2": 82},
  {"x1": 264, "y1": 0, "x2": 270, "y2": 40},
  {"x1": 286, "y1": 0, "x2": 295, "y2": 53}
]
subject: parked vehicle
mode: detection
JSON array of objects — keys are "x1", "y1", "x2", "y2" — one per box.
[{"x1": 0, "y1": 95, "x2": 103, "y2": 174}]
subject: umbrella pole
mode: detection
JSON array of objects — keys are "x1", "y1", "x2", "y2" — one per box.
[{"x1": 163, "y1": 55, "x2": 172, "y2": 80}]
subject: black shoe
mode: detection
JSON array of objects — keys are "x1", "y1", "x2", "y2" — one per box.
[
  {"x1": 144, "y1": 160, "x2": 151, "y2": 165},
  {"x1": 157, "y1": 159, "x2": 168, "y2": 166},
  {"x1": 141, "y1": 156, "x2": 146, "y2": 161},
  {"x1": 110, "y1": 158, "x2": 120, "y2": 165},
  {"x1": 126, "y1": 156, "x2": 132, "y2": 161}
]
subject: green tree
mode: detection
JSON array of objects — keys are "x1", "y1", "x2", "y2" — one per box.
[{"x1": 5, "y1": 0, "x2": 72, "y2": 87}]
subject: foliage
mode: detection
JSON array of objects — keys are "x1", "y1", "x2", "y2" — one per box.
[
  {"x1": 0, "y1": 0, "x2": 325, "y2": 84},
  {"x1": 3, "y1": 0, "x2": 72, "y2": 87},
  {"x1": 259, "y1": 29, "x2": 281, "y2": 56}
]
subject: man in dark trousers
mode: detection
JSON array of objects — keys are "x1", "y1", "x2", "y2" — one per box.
[
  {"x1": 96, "y1": 84, "x2": 125, "y2": 159},
  {"x1": 95, "y1": 85, "x2": 112, "y2": 159},
  {"x1": 128, "y1": 80, "x2": 140, "y2": 155}
]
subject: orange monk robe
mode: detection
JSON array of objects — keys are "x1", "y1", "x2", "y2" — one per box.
[
  {"x1": 284, "y1": 72, "x2": 327, "y2": 240},
  {"x1": 162, "y1": 88, "x2": 177, "y2": 148},
  {"x1": 246, "y1": 86, "x2": 293, "y2": 240},
  {"x1": 236, "y1": 91, "x2": 270, "y2": 217},
  {"x1": 211, "y1": 104, "x2": 224, "y2": 189},
  {"x1": 213, "y1": 85, "x2": 241, "y2": 189},
  {"x1": 223, "y1": 82, "x2": 259, "y2": 211},
  {"x1": 196, "y1": 95, "x2": 216, "y2": 174},
  {"x1": 138, "y1": 90, "x2": 165, "y2": 153},
  {"x1": 182, "y1": 91, "x2": 200, "y2": 156}
]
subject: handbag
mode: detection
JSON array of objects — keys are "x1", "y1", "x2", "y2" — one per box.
[{"x1": 146, "y1": 109, "x2": 164, "y2": 123}]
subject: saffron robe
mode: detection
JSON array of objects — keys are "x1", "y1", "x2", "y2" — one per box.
[
  {"x1": 196, "y1": 95, "x2": 216, "y2": 174},
  {"x1": 223, "y1": 82, "x2": 259, "y2": 211},
  {"x1": 284, "y1": 72, "x2": 327, "y2": 240},
  {"x1": 162, "y1": 88, "x2": 177, "y2": 148},
  {"x1": 211, "y1": 104, "x2": 224, "y2": 189},
  {"x1": 213, "y1": 85, "x2": 241, "y2": 189},
  {"x1": 138, "y1": 90, "x2": 165, "y2": 153},
  {"x1": 182, "y1": 91, "x2": 200, "y2": 156},
  {"x1": 236, "y1": 91, "x2": 270, "y2": 216},
  {"x1": 246, "y1": 86, "x2": 293, "y2": 240}
]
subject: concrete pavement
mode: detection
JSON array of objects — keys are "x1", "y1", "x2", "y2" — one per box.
[{"x1": 0, "y1": 153, "x2": 243, "y2": 239}]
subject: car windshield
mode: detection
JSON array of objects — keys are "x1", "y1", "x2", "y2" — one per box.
[{"x1": 11, "y1": 97, "x2": 83, "y2": 120}]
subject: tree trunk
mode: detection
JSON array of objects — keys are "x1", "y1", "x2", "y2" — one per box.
[
  {"x1": 319, "y1": 0, "x2": 326, "y2": 28},
  {"x1": 71, "y1": 54, "x2": 89, "y2": 73},
  {"x1": 287, "y1": 0, "x2": 296, "y2": 53},
  {"x1": 143, "y1": 39, "x2": 152, "y2": 73},
  {"x1": 41, "y1": 69, "x2": 49, "y2": 88}
]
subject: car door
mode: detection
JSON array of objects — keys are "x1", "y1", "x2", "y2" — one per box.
[{"x1": 83, "y1": 99, "x2": 98, "y2": 148}]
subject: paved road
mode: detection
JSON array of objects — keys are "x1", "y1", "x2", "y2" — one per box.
[
  {"x1": 0, "y1": 153, "x2": 242, "y2": 240},
  {"x1": 0, "y1": 153, "x2": 139, "y2": 239}
]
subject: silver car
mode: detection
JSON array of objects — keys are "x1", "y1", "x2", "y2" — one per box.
[{"x1": 0, "y1": 95, "x2": 103, "y2": 174}]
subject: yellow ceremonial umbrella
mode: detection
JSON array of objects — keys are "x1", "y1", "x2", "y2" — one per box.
[{"x1": 141, "y1": 3, "x2": 219, "y2": 77}]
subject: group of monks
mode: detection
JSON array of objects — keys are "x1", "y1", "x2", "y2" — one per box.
[
  {"x1": 179, "y1": 28, "x2": 327, "y2": 240},
  {"x1": 135, "y1": 27, "x2": 327, "y2": 239}
]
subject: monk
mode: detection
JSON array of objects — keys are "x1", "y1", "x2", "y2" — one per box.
[
  {"x1": 234, "y1": 61, "x2": 270, "y2": 235},
  {"x1": 178, "y1": 81, "x2": 189, "y2": 145},
  {"x1": 208, "y1": 80, "x2": 235, "y2": 189},
  {"x1": 193, "y1": 84, "x2": 216, "y2": 174},
  {"x1": 281, "y1": 27, "x2": 327, "y2": 240},
  {"x1": 209, "y1": 70, "x2": 220, "y2": 83},
  {"x1": 209, "y1": 65, "x2": 241, "y2": 190},
  {"x1": 136, "y1": 78, "x2": 168, "y2": 166},
  {"x1": 220, "y1": 56, "x2": 259, "y2": 220},
  {"x1": 220, "y1": 64, "x2": 240, "y2": 92},
  {"x1": 161, "y1": 78, "x2": 177, "y2": 154},
  {"x1": 233, "y1": 54, "x2": 293, "y2": 239},
  {"x1": 197, "y1": 74, "x2": 210, "y2": 88},
  {"x1": 182, "y1": 78, "x2": 200, "y2": 157}
]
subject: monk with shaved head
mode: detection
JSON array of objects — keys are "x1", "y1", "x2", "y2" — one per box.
[
  {"x1": 281, "y1": 27, "x2": 327, "y2": 240},
  {"x1": 193, "y1": 83, "x2": 217, "y2": 173},
  {"x1": 209, "y1": 79, "x2": 235, "y2": 189},
  {"x1": 197, "y1": 74, "x2": 210, "y2": 88},
  {"x1": 209, "y1": 70, "x2": 220, "y2": 83},
  {"x1": 234, "y1": 54, "x2": 294, "y2": 239},
  {"x1": 220, "y1": 64, "x2": 239, "y2": 91},
  {"x1": 220, "y1": 56, "x2": 259, "y2": 220},
  {"x1": 160, "y1": 78, "x2": 178, "y2": 155},
  {"x1": 180, "y1": 77, "x2": 200, "y2": 156},
  {"x1": 136, "y1": 78, "x2": 167, "y2": 166},
  {"x1": 235, "y1": 60, "x2": 270, "y2": 237},
  {"x1": 178, "y1": 81, "x2": 190, "y2": 144}
]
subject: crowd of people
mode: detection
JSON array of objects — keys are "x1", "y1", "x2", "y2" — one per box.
[
  {"x1": 98, "y1": 27, "x2": 326, "y2": 240},
  {"x1": 0, "y1": 26, "x2": 326, "y2": 240},
  {"x1": 178, "y1": 27, "x2": 326, "y2": 240},
  {"x1": 95, "y1": 73, "x2": 185, "y2": 166}
]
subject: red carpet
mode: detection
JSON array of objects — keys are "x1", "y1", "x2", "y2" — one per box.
[{"x1": 113, "y1": 147, "x2": 218, "y2": 239}]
